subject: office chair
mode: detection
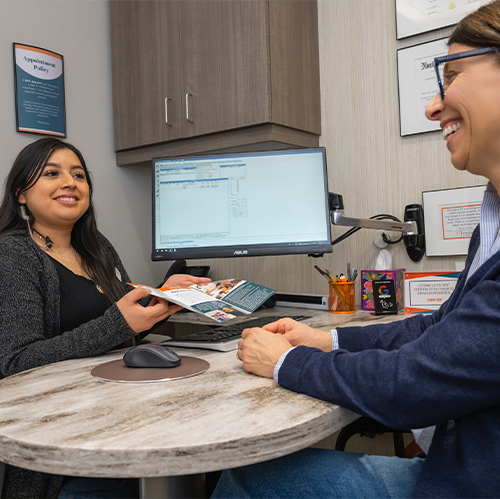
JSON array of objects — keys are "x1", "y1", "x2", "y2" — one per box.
[{"x1": 335, "y1": 417, "x2": 412, "y2": 458}]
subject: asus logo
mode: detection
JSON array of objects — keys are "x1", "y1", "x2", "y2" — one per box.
[{"x1": 234, "y1": 250, "x2": 248, "y2": 255}]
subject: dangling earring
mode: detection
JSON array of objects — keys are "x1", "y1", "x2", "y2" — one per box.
[
  {"x1": 19, "y1": 204, "x2": 33, "y2": 238},
  {"x1": 19, "y1": 204, "x2": 29, "y2": 221}
]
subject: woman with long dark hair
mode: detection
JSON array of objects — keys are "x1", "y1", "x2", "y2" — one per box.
[{"x1": 0, "y1": 137, "x2": 209, "y2": 498}]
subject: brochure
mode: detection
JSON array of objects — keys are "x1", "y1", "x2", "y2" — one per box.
[{"x1": 130, "y1": 279, "x2": 276, "y2": 323}]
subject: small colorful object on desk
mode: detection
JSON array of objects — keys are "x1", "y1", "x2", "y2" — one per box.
[
  {"x1": 372, "y1": 279, "x2": 398, "y2": 315},
  {"x1": 361, "y1": 269, "x2": 405, "y2": 311}
]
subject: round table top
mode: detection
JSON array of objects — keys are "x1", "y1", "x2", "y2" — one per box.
[{"x1": 0, "y1": 344, "x2": 357, "y2": 478}]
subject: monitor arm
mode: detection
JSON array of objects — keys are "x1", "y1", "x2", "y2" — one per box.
[{"x1": 329, "y1": 193, "x2": 425, "y2": 262}]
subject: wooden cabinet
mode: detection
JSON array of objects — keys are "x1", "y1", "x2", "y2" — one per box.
[
  {"x1": 110, "y1": 0, "x2": 321, "y2": 166},
  {"x1": 110, "y1": 1, "x2": 183, "y2": 150}
]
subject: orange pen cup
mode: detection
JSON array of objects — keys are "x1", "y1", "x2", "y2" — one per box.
[{"x1": 329, "y1": 281, "x2": 356, "y2": 313}]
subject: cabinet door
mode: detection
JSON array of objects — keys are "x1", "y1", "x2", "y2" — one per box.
[
  {"x1": 110, "y1": 0, "x2": 183, "y2": 151},
  {"x1": 269, "y1": 0, "x2": 321, "y2": 135},
  {"x1": 179, "y1": 0, "x2": 270, "y2": 138}
]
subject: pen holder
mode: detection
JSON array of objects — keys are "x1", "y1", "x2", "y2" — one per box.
[{"x1": 329, "y1": 281, "x2": 356, "y2": 314}]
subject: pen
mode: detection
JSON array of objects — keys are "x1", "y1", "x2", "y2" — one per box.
[
  {"x1": 314, "y1": 265, "x2": 332, "y2": 282},
  {"x1": 325, "y1": 269, "x2": 335, "y2": 282}
]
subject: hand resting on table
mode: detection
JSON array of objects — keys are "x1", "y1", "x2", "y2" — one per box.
[{"x1": 237, "y1": 318, "x2": 332, "y2": 378}]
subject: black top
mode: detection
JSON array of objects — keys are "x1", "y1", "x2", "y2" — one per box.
[{"x1": 50, "y1": 257, "x2": 112, "y2": 333}]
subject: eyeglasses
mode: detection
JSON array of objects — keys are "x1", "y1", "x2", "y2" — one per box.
[{"x1": 434, "y1": 46, "x2": 498, "y2": 100}]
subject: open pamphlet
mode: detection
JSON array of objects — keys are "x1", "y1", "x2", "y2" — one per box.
[{"x1": 130, "y1": 279, "x2": 276, "y2": 323}]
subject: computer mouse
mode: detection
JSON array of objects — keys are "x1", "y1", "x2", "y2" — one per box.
[{"x1": 123, "y1": 344, "x2": 182, "y2": 368}]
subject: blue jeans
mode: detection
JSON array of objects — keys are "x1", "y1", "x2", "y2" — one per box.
[{"x1": 211, "y1": 448, "x2": 425, "y2": 499}]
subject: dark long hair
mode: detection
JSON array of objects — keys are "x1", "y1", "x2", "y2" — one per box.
[
  {"x1": 0, "y1": 138, "x2": 125, "y2": 302},
  {"x1": 449, "y1": 0, "x2": 500, "y2": 56}
]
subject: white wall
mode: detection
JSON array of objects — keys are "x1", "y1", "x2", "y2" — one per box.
[{"x1": 0, "y1": 0, "x2": 171, "y2": 286}]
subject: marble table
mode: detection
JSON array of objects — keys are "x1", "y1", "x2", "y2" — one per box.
[{"x1": 0, "y1": 308, "x2": 408, "y2": 498}]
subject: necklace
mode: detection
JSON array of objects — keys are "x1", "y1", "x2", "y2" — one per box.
[{"x1": 32, "y1": 229, "x2": 104, "y2": 294}]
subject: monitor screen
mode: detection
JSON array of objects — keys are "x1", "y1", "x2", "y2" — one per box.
[{"x1": 152, "y1": 148, "x2": 332, "y2": 261}]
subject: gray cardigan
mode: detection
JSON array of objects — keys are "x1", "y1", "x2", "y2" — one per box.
[
  {"x1": 0, "y1": 232, "x2": 137, "y2": 378},
  {"x1": 0, "y1": 232, "x2": 140, "y2": 499}
]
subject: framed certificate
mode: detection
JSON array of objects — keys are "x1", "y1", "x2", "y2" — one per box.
[
  {"x1": 423, "y1": 185, "x2": 487, "y2": 256},
  {"x1": 396, "y1": 0, "x2": 491, "y2": 39},
  {"x1": 13, "y1": 43, "x2": 66, "y2": 137},
  {"x1": 397, "y1": 37, "x2": 447, "y2": 136}
]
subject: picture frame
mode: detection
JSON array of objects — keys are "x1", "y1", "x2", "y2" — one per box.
[
  {"x1": 395, "y1": 0, "x2": 491, "y2": 39},
  {"x1": 397, "y1": 37, "x2": 447, "y2": 136},
  {"x1": 423, "y1": 185, "x2": 487, "y2": 256},
  {"x1": 13, "y1": 43, "x2": 66, "y2": 137}
]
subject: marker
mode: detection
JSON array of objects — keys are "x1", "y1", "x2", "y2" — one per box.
[{"x1": 314, "y1": 265, "x2": 332, "y2": 282}]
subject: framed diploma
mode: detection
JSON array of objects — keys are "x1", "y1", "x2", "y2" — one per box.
[
  {"x1": 423, "y1": 185, "x2": 487, "y2": 256},
  {"x1": 13, "y1": 43, "x2": 66, "y2": 137},
  {"x1": 397, "y1": 37, "x2": 447, "y2": 136},
  {"x1": 396, "y1": 0, "x2": 491, "y2": 39}
]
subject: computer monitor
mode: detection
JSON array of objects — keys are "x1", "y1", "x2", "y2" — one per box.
[{"x1": 152, "y1": 147, "x2": 332, "y2": 261}]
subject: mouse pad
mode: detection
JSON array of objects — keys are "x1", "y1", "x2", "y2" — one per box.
[{"x1": 91, "y1": 356, "x2": 210, "y2": 383}]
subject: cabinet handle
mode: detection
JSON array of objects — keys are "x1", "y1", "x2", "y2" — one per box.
[
  {"x1": 186, "y1": 93, "x2": 194, "y2": 123},
  {"x1": 164, "y1": 97, "x2": 173, "y2": 126}
]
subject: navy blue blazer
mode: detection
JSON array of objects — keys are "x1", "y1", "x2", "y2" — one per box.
[{"x1": 279, "y1": 227, "x2": 500, "y2": 497}]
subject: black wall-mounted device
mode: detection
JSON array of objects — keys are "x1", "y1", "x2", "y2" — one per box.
[{"x1": 403, "y1": 204, "x2": 425, "y2": 262}]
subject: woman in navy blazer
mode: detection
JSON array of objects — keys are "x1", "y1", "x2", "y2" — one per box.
[{"x1": 214, "y1": 2, "x2": 500, "y2": 498}]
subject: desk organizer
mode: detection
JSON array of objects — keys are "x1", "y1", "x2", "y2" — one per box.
[
  {"x1": 329, "y1": 281, "x2": 356, "y2": 314},
  {"x1": 361, "y1": 269, "x2": 405, "y2": 311}
]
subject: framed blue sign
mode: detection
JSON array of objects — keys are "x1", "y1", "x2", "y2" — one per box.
[{"x1": 13, "y1": 43, "x2": 66, "y2": 137}]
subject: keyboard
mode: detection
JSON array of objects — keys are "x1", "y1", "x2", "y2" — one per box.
[{"x1": 162, "y1": 315, "x2": 311, "y2": 352}]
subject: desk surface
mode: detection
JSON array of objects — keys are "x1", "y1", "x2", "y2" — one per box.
[
  {"x1": 168, "y1": 305, "x2": 408, "y2": 330},
  {"x1": 0, "y1": 308, "x2": 407, "y2": 479}
]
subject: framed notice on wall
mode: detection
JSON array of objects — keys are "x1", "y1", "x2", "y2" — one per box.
[
  {"x1": 13, "y1": 43, "x2": 66, "y2": 137},
  {"x1": 423, "y1": 185, "x2": 487, "y2": 256},
  {"x1": 395, "y1": 0, "x2": 491, "y2": 39},
  {"x1": 397, "y1": 38, "x2": 448, "y2": 136}
]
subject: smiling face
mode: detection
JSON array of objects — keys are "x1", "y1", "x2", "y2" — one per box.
[
  {"x1": 425, "y1": 44, "x2": 500, "y2": 184},
  {"x1": 17, "y1": 147, "x2": 90, "y2": 233}
]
